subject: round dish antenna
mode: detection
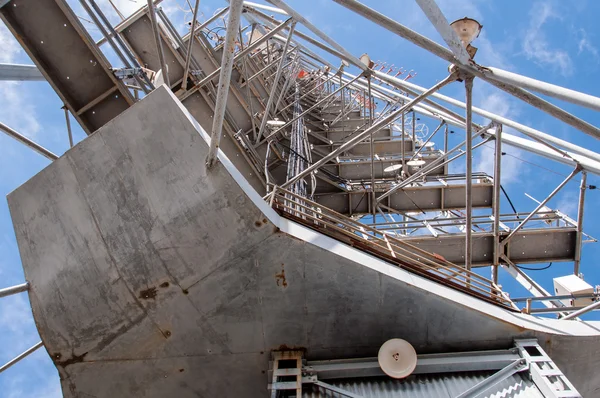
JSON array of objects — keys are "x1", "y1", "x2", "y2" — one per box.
[
  {"x1": 378, "y1": 338, "x2": 417, "y2": 379},
  {"x1": 383, "y1": 164, "x2": 403, "y2": 173},
  {"x1": 407, "y1": 159, "x2": 426, "y2": 167}
]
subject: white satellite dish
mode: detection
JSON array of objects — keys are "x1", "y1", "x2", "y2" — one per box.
[
  {"x1": 378, "y1": 338, "x2": 417, "y2": 379},
  {"x1": 383, "y1": 164, "x2": 403, "y2": 173},
  {"x1": 152, "y1": 69, "x2": 165, "y2": 87},
  {"x1": 407, "y1": 159, "x2": 426, "y2": 167}
]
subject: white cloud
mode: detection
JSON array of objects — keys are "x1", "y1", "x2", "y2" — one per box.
[
  {"x1": 576, "y1": 28, "x2": 600, "y2": 62},
  {"x1": 522, "y1": 2, "x2": 574, "y2": 76},
  {"x1": 473, "y1": 91, "x2": 527, "y2": 185}
]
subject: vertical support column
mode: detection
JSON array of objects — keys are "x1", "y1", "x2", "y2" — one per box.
[
  {"x1": 492, "y1": 124, "x2": 502, "y2": 284},
  {"x1": 574, "y1": 171, "x2": 587, "y2": 276},
  {"x1": 205, "y1": 0, "x2": 245, "y2": 168},
  {"x1": 401, "y1": 107, "x2": 406, "y2": 174},
  {"x1": 146, "y1": 0, "x2": 170, "y2": 87},
  {"x1": 368, "y1": 75, "x2": 376, "y2": 218},
  {"x1": 465, "y1": 75, "x2": 474, "y2": 270},
  {"x1": 181, "y1": 0, "x2": 200, "y2": 90},
  {"x1": 411, "y1": 109, "x2": 416, "y2": 143},
  {"x1": 443, "y1": 123, "x2": 448, "y2": 154}
]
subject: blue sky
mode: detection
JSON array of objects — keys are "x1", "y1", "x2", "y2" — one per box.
[{"x1": 1, "y1": 0, "x2": 600, "y2": 396}]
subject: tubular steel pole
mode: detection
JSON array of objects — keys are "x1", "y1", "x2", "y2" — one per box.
[
  {"x1": 492, "y1": 125, "x2": 502, "y2": 284},
  {"x1": 465, "y1": 76, "x2": 474, "y2": 271},
  {"x1": 63, "y1": 106, "x2": 74, "y2": 148},
  {"x1": 146, "y1": 0, "x2": 170, "y2": 87},
  {"x1": 401, "y1": 106, "x2": 406, "y2": 174},
  {"x1": 368, "y1": 76, "x2": 376, "y2": 218},
  {"x1": 0, "y1": 341, "x2": 43, "y2": 374},
  {"x1": 281, "y1": 74, "x2": 456, "y2": 190},
  {"x1": 574, "y1": 171, "x2": 587, "y2": 276},
  {"x1": 181, "y1": 0, "x2": 201, "y2": 90},
  {"x1": 256, "y1": 21, "x2": 297, "y2": 143},
  {"x1": 562, "y1": 298, "x2": 600, "y2": 320},
  {"x1": 205, "y1": 0, "x2": 244, "y2": 168},
  {"x1": 0, "y1": 122, "x2": 58, "y2": 161},
  {"x1": 0, "y1": 282, "x2": 29, "y2": 298},
  {"x1": 444, "y1": 123, "x2": 448, "y2": 154}
]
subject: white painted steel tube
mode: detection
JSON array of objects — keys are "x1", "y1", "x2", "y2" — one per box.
[
  {"x1": 205, "y1": 0, "x2": 244, "y2": 168},
  {"x1": 0, "y1": 282, "x2": 29, "y2": 298}
]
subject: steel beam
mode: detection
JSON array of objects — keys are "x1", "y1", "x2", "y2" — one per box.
[
  {"x1": 465, "y1": 76, "x2": 474, "y2": 270},
  {"x1": 0, "y1": 122, "x2": 58, "y2": 161},
  {"x1": 0, "y1": 63, "x2": 44, "y2": 81},
  {"x1": 0, "y1": 282, "x2": 29, "y2": 298},
  {"x1": 303, "y1": 349, "x2": 520, "y2": 380},
  {"x1": 280, "y1": 74, "x2": 456, "y2": 189},
  {"x1": 205, "y1": 0, "x2": 244, "y2": 168},
  {"x1": 492, "y1": 125, "x2": 502, "y2": 284},
  {"x1": 486, "y1": 66, "x2": 600, "y2": 113},
  {"x1": 0, "y1": 341, "x2": 43, "y2": 374}
]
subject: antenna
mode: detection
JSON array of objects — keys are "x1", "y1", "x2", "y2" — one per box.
[{"x1": 377, "y1": 339, "x2": 417, "y2": 379}]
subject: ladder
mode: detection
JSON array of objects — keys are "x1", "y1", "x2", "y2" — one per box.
[
  {"x1": 515, "y1": 339, "x2": 582, "y2": 398},
  {"x1": 269, "y1": 351, "x2": 303, "y2": 397}
]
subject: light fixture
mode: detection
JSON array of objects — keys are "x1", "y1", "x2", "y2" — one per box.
[
  {"x1": 266, "y1": 118, "x2": 285, "y2": 128},
  {"x1": 360, "y1": 53, "x2": 375, "y2": 69},
  {"x1": 450, "y1": 17, "x2": 482, "y2": 59}
]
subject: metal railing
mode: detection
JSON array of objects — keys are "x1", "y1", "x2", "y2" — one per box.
[{"x1": 267, "y1": 186, "x2": 513, "y2": 309}]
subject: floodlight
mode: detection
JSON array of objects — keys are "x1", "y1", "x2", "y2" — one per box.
[{"x1": 450, "y1": 17, "x2": 482, "y2": 46}]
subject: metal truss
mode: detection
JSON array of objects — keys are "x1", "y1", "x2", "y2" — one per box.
[
  {"x1": 1, "y1": 2, "x2": 600, "y2": 373},
  {"x1": 269, "y1": 339, "x2": 580, "y2": 397}
]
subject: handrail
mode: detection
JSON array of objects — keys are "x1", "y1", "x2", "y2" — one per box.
[{"x1": 268, "y1": 186, "x2": 512, "y2": 308}]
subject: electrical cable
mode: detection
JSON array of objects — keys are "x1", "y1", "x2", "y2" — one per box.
[
  {"x1": 517, "y1": 262, "x2": 553, "y2": 271},
  {"x1": 500, "y1": 185, "x2": 518, "y2": 215}
]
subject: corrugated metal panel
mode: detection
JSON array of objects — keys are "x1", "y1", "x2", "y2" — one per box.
[{"x1": 303, "y1": 371, "x2": 544, "y2": 397}]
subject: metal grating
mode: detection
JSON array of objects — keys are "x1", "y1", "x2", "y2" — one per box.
[{"x1": 303, "y1": 372, "x2": 544, "y2": 398}]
